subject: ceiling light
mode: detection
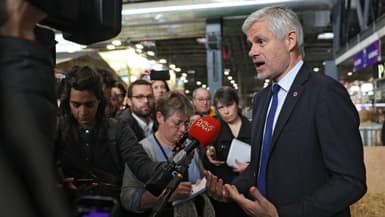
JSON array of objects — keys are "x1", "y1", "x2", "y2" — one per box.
[
  {"x1": 175, "y1": 68, "x2": 181, "y2": 72},
  {"x1": 313, "y1": 67, "x2": 320, "y2": 72},
  {"x1": 185, "y1": 90, "x2": 190, "y2": 94},
  {"x1": 202, "y1": 84, "x2": 207, "y2": 88},
  {"x1": 159, "y1": 59, "x2": 167, "y2": 64},
  {"x1": 147, "y1": 51, "x2": 155, "y2": 56},
  {"x1": 182, "y1": 73, "x2": 187, "y2": 77},
  {"x1": 317, "y1": 32, "x2": 334, "y2": 40},
  {"x1": 112, "y1": 40, "x2": 122, "y2": 46},
  {"x1": 347, "y1": 72, "x2": 353, "y2": 76},
  {"x1": 227, "y1": 76, "x2": 233, "y2": 80},
  {"x1": 196, "y1": 38, "x2": 206, "y2": 44},
  {"x1": 107, "y1": 45, "x2": 116, "y2": 50},
  {"x1": 135, "y1": 44, "x2": 144, "y2": 49},
  {"x1": 196, "y1": 81, "x2": 202, "y2": 86},
  {"x1": 230, "y1": 80, "x2": 235, "y2": 84},
  {"x1": 169, "y1": 64, "x2": 176, "y2": 69},
  {"x1": 224, "y1": 68, "x2": 230, "y2": 75},
  {"x1": 122, "y1": 1, "x2": 281, "y2": 15}
]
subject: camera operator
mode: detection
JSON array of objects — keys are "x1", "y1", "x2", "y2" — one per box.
[
  {"x1": 1, "y1": 0, "x2": 173, "y2": 216},
  {"x1": 0, "y1": 0, "x2": 71, "y2": 217}
]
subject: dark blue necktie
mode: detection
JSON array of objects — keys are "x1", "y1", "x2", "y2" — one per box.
[{"x1": 257, "y1": 83, "x2": 280, "y2": 197}]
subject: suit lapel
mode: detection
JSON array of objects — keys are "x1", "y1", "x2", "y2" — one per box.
[
  {"x1": 270, "y1": 65, "x2": 310, "y2": 151},
  {"x1": 250, "y1": 87, "x2": 272, "y2": 167}
]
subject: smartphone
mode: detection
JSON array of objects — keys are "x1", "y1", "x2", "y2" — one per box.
[
  {"x1": 75, "y1": 196, "x2": 118, "y2": 217},
  {"x1": 150, "y1": 69, "x2": 170, "y2": 80}
]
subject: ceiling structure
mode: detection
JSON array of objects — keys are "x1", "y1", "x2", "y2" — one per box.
[{"x1": 83, "y1": 0, "x2": 338, "y2": 101}]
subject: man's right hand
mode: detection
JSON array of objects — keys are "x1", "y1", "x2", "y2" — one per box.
[{"x1": 204, "y1": 170, "x2": 230, "y2": 202}]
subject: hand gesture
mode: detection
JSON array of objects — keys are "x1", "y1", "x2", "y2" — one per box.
[
  {"x1": 225, "y1": 185, "x2": 279, "y2": 217},
  {"x1": 203, "y1": 170, "x2": 229, "y2": 202}
]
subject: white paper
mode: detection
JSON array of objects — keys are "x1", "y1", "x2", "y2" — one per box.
[
  {"x1": 172, "y1": 177, "x2": 206, "y2": 206},
  {"x1": 226, "y1": 138, "x2": 251, "y2": 168}
]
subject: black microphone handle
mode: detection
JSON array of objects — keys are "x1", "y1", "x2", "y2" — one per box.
[
  {"x1": 149, "y1": 166, "x2": 186, "y2": 217},
  {"x1": 145, "y1": 162, "x2": 174, "y2": 196},
  {"x1": 172, "y1": 138, "x2": 199, "y2": 165}
]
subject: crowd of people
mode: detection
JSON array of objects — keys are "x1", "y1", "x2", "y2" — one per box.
[{"x1": 1, "y1": 1, "x2": 367, "y2": 217}]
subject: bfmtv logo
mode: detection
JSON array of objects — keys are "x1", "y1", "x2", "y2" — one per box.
[{"x1": 195, "y1": 118, "x2": 215, "y2": 132}]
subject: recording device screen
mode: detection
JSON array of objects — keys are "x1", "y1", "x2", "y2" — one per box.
[
  {"x1": 79, "y1": 210, "x2": 110, "y2": 217},
  {"x1": 75, "y1": 196, "x2": 117, "y2": 217}
]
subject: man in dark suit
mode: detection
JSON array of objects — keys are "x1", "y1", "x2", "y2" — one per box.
[{"x1": 205, "y1": 6, "x2": 366, "y2": 217}]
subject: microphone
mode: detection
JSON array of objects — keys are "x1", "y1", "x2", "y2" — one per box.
[
  {"x1": 172, "y1": 116, "x2": 221, "y2": 165},
  {"x1": 145, "y1": 116, "x2": 220, "y2": 196}
]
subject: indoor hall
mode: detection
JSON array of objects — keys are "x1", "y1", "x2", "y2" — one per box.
[
  {"x1": 55, "y1": 2, "x2": 385, "y2": 214},
  {"x1": 1, "y1": 0, "x2": 385, "y2": 217}
]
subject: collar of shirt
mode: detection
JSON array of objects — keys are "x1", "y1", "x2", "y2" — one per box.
[
  {"x1": 131, "y1": 112, "x2": 154, "y2": 136},
  {"x1": 271, "y1": 59, "x2": 304, "y2": 130},
  {"x1": 277, "y1": 59, "x2": 303, "y2": 93}
]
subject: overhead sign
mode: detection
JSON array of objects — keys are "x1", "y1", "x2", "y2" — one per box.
[{"x1": 353, "y1": 40, "x2": 381, "y2": 72}]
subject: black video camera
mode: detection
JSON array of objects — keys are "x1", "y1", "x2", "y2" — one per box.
[{"x1": 28, "y1": 0, "x2": 122, "y2": 45}]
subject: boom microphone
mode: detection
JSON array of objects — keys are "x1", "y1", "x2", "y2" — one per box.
[{"x1": 172, "y1": 116, "x2": 221, "y2": 165}]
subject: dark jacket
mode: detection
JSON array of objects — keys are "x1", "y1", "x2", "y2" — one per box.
[
  {"x1": 55, "y1": 116, "x2": 162, "y2": 198},
  {"x1": 116, "y1": 109, "x2": 157, "y2": 141},
  {"x1": 234, "y1": 64, "x2": 366, "y2": 217},
  {"x1": 0, "y1": 36, "x2": 71, "y2": 217},
  {"x1": 202, "y1": 115, "x2": 251, "y2": 217},
  {"x1": 202, "y1": 115, "x2": 251, "y2": 183}
]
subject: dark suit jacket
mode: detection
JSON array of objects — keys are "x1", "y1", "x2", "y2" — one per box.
[
  {"x1": 233, "y1": 64, "x2": 366, "y2": 217},
  {"x1": 116, "y1": 109, "x2": 157, "y2": 141}
]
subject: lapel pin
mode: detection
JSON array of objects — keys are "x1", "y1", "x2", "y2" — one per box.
[{"x1": 293, "y1": 91, "x2": 298, "y2": 97}]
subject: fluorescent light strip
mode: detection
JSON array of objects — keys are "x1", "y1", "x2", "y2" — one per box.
[{"x1": 122, "y1": 0, "x2": 291, "y2": 15}]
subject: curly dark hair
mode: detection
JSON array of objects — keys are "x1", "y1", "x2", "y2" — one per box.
[{"x1": 59, "y1": 65, "x2": 106, "y2": 121}]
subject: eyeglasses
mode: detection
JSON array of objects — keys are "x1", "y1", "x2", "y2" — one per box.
[
  {"x1": 170, "y1": 119, "x2": 189, "y2": 129},
  {"x1": 131, "y1": 95, "x2": 154, "y2": 101},
  {"x1": 194, "y1": 97, "x2": 210, "y2": 102}
]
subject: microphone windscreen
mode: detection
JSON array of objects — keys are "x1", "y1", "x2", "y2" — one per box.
[{"x1": 189, "y1": 116, "x2": 220, "y2": 147}]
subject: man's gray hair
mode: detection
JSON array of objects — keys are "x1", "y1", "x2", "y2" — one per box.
[{"x1": 242, "y1": 6, "x2": 305, "y2": 57}]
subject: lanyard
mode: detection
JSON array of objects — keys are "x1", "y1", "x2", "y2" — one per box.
[{"x1": 153, "y1": 133, "x2": 171, "y2": 162}]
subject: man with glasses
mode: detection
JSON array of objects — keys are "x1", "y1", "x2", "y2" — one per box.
[
  {"x1": 117, "y1": 79, "x2": 157, "y2": 141},
  {"x1": 192, "y1": 87, "x2": 216, "y2": 117}
]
